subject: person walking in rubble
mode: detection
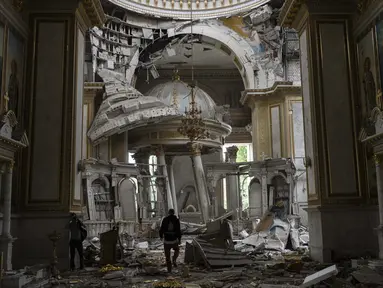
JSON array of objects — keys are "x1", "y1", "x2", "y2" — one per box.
[
  {"x1": 159, "y1": 209, "x2": 181, "y2": 273},
  {"x1": 66, "y1": 213, "x2": 86, "y2": 271}
]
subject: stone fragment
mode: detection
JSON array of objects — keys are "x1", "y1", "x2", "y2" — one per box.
[{"x1": 301, "y1": 265, "x2": 338, "y2": 288}]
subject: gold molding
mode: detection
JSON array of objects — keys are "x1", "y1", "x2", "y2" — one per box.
[
  {"x1": 84, "y1": 82, "x2": 104, "y2": 91},
  {"x1": 12, "y1": 0, "x2": 23, "y2": 12},
  {"x1": 188, "y1": 142, "x2": 203, "y2": 156},
  {"x1": 279, "y1": 0, "x2": 306, "y2": 28},
  {"x1": 357, "y1": 0, "x2": 378, "y2": 15},
  {"x1": 79, "y1": 0, "x2": 106, "y2": 28}
]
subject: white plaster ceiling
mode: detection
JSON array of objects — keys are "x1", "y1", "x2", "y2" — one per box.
[
  {"x1": 154, "y1": 42, "x2": 236, "y2": 69},
  {"x1": 108, "y1": 0, "x2": 270, "y2": 20}
]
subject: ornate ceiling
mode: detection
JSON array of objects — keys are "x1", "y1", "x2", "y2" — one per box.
[{"x1": 108, "y1": 0, "x2": 270, "y2": 19}]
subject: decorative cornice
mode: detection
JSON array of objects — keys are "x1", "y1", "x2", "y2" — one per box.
[
  {"x1": 108, "y1": 0, "x2": 270, "y2": 20},
  {"x1": 81, "y1": 0, "x2": 106, "y2": 27},
  {"x1": 240, "y1": 81, "x2": 301, "y2": 106},
  {"x1": 12, "y1": 0, "x2": 23, "y2": 12},
  {"x1": 231, "y1": 126, "x2": 251, "y2": 134},
  {"x1": 84, "y1": 82, "x2": 104, "y2": 91},
  {"x1": 357, "y1": 0, "x2": 378, "y2": 15},
  {"x1": 152, "y1": 69, "x2": 241, "y2": 80},
  {"x1": 188, "y1": 142, "x2": 203, "y2": 156},
  {"x1": 279, "y1": 0, "x2": 305, "y2": 27}
]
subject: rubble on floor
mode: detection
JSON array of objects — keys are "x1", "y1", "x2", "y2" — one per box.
[{"x1": 7, "y1": 214, "x2": 383, "y2": 287}]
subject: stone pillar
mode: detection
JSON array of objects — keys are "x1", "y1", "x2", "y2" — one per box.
[
  {"x1": 280, "y1": 1, "x2": 375, "y2": 262},
  {"x1": 155, "y1": 146, "x2": 173, "y2": 212},
  {"x1": 133, "y1": 148, "x2": 152, "y2": 218},
  {"x1": 166, "y1": 156, "x2": 178, "y2": 216},
  {"x1": 206, "y1": 174, "x2": 219, "y2": 217},
  {"x1": 374, "y1": 154, "x2": 383, "y2": 259},
  {"x1": 287, "y1": 161, "x2": 296, "y2": 215},
  {"x1": 0, "y1": 161, "x2": 14, "y2": 270},
  {"x1": 16, "y1": 0, "x2": 106, "y2": 269},
  {"x1": 261, "y1": 168, "x2": 268, "y2": 215},
  {"x1": 226, "y1": 146, "x2": 240, "y2": 218},
  {"x1": 190, "y1": 143, "x2": 210, "y2": 223}
]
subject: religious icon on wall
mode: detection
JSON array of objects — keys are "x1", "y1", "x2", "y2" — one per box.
[
  {"x1": 357, "y1": 29, "x2": 379, "y2": 198},
  {"x1": 357, "y1": 29, "x2": 378, "y2": 121},
  {"x1": 5, "y1": 27, "x2": 24, "y2": 118},
  {"x1": 376, "y1": 20, "x2": 383, "y2": 95},
  {"x1": 0, "y1": 24, "x2": 4, "y2": 98}
]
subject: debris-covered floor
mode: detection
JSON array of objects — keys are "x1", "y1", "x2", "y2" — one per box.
[{"x1": 5, "y1": 211, "x2": 383, "y2": 287}]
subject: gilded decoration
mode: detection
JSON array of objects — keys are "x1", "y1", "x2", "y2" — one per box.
[
  {"x1": 81, "y1": 0, "x2": 107, "y2": 27},
  {"x1": 278, "y1": 0, "x2": 305, "y2": 27},
  {"x1": 357, "y1": 0, "x2": 378, "y2": 15},
  {"x1": 159, "y1": 131, "x2": 182, "y2": 139},
  {"x1": 12, "y1": 0, "x2": 23, "y2": 12},
  {"x1": 188, "y1": 142, "x2": 203, "y2": 156},
  {"x1": 373, "y1": 153, "x2": 380, "y2": 165}
]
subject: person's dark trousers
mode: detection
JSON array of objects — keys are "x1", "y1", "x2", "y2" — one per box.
[
  {"x1": 164, "y1": 243, "x2": 180, "y2": 272},
  {"x1": 69, "y1": 239, "x2": 84, "y2": 270}
]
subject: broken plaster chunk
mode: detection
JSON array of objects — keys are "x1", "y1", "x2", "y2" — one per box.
[{"x1": 300, "y1": 265, "x2": 338, "y2": 288}]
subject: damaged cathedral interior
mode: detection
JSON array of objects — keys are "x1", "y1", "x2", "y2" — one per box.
[{"x1": 1, "y1": 0, "x2": 383, "y2": 286}]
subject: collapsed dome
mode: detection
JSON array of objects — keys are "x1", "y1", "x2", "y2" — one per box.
[{"x1": 146, "y1": 80, "x2": 217, "y2": 119}]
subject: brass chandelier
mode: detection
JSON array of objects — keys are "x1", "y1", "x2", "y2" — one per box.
[{"x1": 177, "y1": 2, "x2": 209, "y2": 142}]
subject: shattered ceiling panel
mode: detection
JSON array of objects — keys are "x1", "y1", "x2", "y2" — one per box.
[{"x1": 87, "y1": 69, "x2": 182, "y2": 144}]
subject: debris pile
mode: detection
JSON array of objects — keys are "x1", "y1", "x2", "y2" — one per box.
[{"x1": 234, "y1": 209, "x2": 309, "y2": 256}]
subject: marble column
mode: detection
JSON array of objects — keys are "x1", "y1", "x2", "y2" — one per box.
[
  {"x1": 287, "y1": 167, "x2": 296, "y2": 215},
  {"x1": 260, "y1": 168, "x2": 268, "y2": 215},
  {"x1": 206, "y1": 174, "x2": 219, "y2": 217},
  {"x1": 166, "y1": 156, "x2": 178, "y2": 216},
  {"x1": 133, "y1": 148, "x2": 152, "y2": 218},
  {"x1": 190, "y1": 143, "x2": 210, "y2": 223},
  {"x1": 226, "y1": 146, "x2": 240, "y2": 218},
  {"x1": 374, "y1": 154, "x2": 383, "y2": 259},
  {"x1": 155, "y1": 146, "x2": 173, "y2": 212},
  {"x1": 0, "y1": 161, "x2": 14, "y2": 271},
  {"x1": 280, "y1": 0, "x2": 375, "y2": 262}
]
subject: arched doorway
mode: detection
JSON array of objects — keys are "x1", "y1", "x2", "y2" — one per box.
[
  {"x1": 118, "y1": 178, "x2": 137, "y2": 221},
  {"x1": 248, "y1": 177, "x2": 262, "y2": 217}
]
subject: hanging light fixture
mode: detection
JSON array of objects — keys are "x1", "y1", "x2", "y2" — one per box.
[{"x1": 177, "y1": 3, "x2": 209, "y2": 142}]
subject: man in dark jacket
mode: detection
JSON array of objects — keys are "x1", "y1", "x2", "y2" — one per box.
[
  {"x1": 66, "y1": 213, "x2": 86, "y2": 270},
  {"x1": 159, "y1": 209, "x2": 181, "y2": 272}
]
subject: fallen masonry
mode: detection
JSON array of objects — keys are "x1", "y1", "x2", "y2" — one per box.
[{"x1": 3, "y1": 212, "x2": 383, "y2": 287}]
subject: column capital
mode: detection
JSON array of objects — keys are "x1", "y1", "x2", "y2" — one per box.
[
  {"x1": 151, "y1": 145, "x2": 164, "y2": 157},
  {"x1": 133, "y1": 148, "x2": 152, "y2": 163},
  {"x1": 226, "y1": 146, "x2": 239, "y2": 163},
  {"x1": 6, "y1": 160, "x2": 14, "y2": 173},
  {"x1": 374, "y1": 154, "x2": 381, "y2": 166},
  {"x1": 188, "y1": 143, "x2": 203, "y2": 156},
  {"x1": 165, "y1": 155, "x2": 174, "y2": 165}
]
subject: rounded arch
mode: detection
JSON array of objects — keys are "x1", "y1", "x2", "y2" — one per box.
[
  {"x1": 268, "y1": 172, "x2": 288, "y2": 184},
  {"x1": 118, "y1": 177, "x2": 138, "y2": 221},
  {"x1": 249, "y1": 175, "x2": 261, "y2": 186},
  {"x1": 248, "y1": 176, "x2": 262, "y2": 217},
  {"x1": 177, "y1": 184, "x2": 197, "y2": 212},
  {"x1": 98, "y1": 175, "x2": 111, "y2": 192},
  {"x1": 173, "y1": 22, "x2": 256, "y2": 89},
  {"x1": 134, "y1": 20, "x2": 257, "y2": 89}
]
